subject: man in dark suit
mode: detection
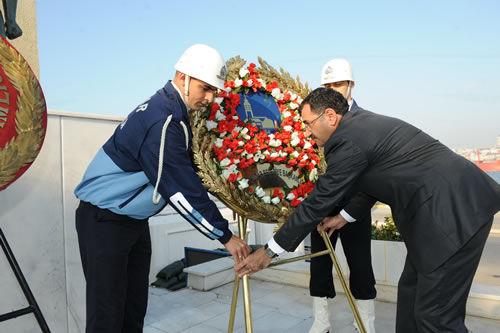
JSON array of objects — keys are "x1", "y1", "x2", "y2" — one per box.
[{"x1": 235, "y1": 87, "x2": 500, "y2": 332}]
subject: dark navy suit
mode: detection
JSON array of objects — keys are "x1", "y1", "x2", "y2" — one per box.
[{"x1": 274, "y1": 109, "x2": 500, "y2": 332}]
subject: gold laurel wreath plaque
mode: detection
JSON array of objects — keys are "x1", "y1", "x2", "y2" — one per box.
[
  {"x1": 0, "y1": 37, "x2": 47, "y2": 191},
  {"x1": 190, "y1": 57, "x2": 313, "y2": 226}
]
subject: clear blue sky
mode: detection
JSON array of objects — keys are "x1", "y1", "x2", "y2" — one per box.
[{"x1": 37, "y1": 0, "x2": 500, "y2": 148}]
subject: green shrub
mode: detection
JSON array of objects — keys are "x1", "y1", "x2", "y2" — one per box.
[{"x1": 371, "y1": 215, "x2": 403, "y2": 241}]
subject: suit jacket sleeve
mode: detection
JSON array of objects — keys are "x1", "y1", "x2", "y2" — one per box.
[
  {"x1": 342, "y1": 192, "x2": 377, "y2": 220},
  {"x1": 273, "y1": 136, "x2": 368, "y2": 251}
]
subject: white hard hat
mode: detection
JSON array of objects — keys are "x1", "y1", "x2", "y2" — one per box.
[
  {"x1": 320, "y1": 58, "x2": 354, "y2": 85},
  {"x1": 174, "y1": 44, "x2": 227, "y2": 90}
]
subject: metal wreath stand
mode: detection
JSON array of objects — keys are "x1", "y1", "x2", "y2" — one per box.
[
  {"x1": 226, "y1": 214, "x2": 367, "y2": 333},
  {"x1": 0, "y1": 34, "x2": 50, "y2": 332}
]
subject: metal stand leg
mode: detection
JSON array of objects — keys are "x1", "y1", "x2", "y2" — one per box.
[
  {"x1": 228, "y1": 215, "x2": 253, "y2": 332},
  {"x1": 0, "y1": 228, "x2": 50, "y2": 332},
  {"x1": 321, "y1": 231, "x2": 366, "y2": 333},
  {"x1": 227, "y1": 275, "x2": 240, "y2": 332}
]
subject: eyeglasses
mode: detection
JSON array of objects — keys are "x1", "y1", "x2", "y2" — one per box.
[{"x1": 302, "y1": 111, "x2": 325, "y2": 130}]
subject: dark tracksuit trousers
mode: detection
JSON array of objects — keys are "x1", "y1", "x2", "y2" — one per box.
[
  {"x1": 76, "y1": 201, "x2": 151, "y2": 333},
  {"x1": 309, "y1": 209, "x2": 376, "y2": 300}
]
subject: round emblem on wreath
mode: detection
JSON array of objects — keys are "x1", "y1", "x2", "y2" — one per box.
[
  {"x1": 191, "y1": 57, "x2": 323, "y2": 226},
  {"x1": 0, "y1": 36, "x2": 47, "y2": 191}
]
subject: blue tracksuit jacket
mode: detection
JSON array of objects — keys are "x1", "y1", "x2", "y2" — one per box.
[{"x1": 75, "y1": 81, "x2": 232, "y2": 244}]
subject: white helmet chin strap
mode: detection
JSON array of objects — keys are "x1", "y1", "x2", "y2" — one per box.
[
  {"x1": 346, "y1": 81, "x2": 352, "y2": 101},
  {"x1": 183, "y1": 75, "x2": 190, "y2": 106}
]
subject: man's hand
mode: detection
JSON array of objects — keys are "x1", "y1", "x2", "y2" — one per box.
[
  {"x1": 234, "y1": 247, "x2": 272, "y2": 277},
  {"x1": 224, "y1": 235, "x2": 251, "y2": 264},
  {"x1": 317, "y1": 214, "x2": 347, "y2": 237}
]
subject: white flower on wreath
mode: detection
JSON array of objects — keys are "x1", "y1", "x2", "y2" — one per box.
[
  {"x1": 222, "y1": 164, "x2": 238, "y2": 179},
  {"x1": 289, "y1": 102, "x2": 299, "y2": 110},
  {"x1": 286, "y1": 192, "x2": 296, "y2": 200},
  {"x1": 247, "y1": 79, "x2": 253, "y2": 87},
  {"x1": 271, "y1": 88, "x2": 281, "y2": 99},
  {"x1": 206, "y1": 120, "x2": 218, "y2": 131},
  {"x1": 234, "y1": 78, "x2": 243, "y2": 87},
  {"x1": 270, "y1": 152, "x2": 279, "y2": 158},
  {"x1": 309, "y1": 168, "x2": 318, "y2": 181},
  {"x1": 238, "y1": 178, "x2": 249, "y2": 190},
  {"x1": 283, "y1": 125, "x2": 293, "y2": 132},
  {"x1": 262, "y1": 196, "x2": 271, "y2": 204},
  {"x1": 290, "y1": 137, "x2": 300, "y2": 147},
  {"x1": 215, "y1": 138, "x2": 224, "y2": 148},
  {"x1": 271, "y1": 197, "x2": 281, "y2": 205},
  {"x1": 290, "y1": 151, "x2": 299, "y2": 159},
  {"x1": 241, "y1": 127, "x2": 249, "y2": 135},
  {"x1": 215, "y1": 97, "x2": 224, "y2": 105},
  {"x1": 215, "y1": 110, "x2": 225, "y2": 121},
  {"x1": 255, "y1": 151, "x2": 265, "y2": 161},
  {"x1": 239, "y1": 67, "x2": 249, "y2": 78},
  {"x1": 234, "y1": 126, "x2": 242, "y2": 133},
  {"x1": 304, "y1": 141, "x2": 312, "y2": 150},
  {"x1": 255, "y1": 187, "x2": 266, "y2": 198},
  {"x1": 269, "y1": 138, "x2": 282, "y2": 147},
  {"x1": 283, "y1": 111, "x2": 292, "y2": 118},
  {"x1": 220, "y1": 158, "x2": 231, "y2": 167}
]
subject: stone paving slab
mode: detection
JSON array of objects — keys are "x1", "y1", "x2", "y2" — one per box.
[{"x1": 145, "y1": 279, "x2": 500, "y2": 332}]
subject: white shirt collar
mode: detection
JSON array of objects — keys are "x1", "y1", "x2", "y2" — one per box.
[
  {"x1": 348, "y1": 98, "x2": 353, "y2": 112},
  {"x1": 171, "y1": 81, "x2": 188, "y2": 109}
]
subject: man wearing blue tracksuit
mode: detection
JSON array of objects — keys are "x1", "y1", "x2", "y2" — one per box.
[{"x1": 74, "y1": 44, "x2": 250, "y2": 333}]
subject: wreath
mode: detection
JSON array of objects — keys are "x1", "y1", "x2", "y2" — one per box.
[
  {"x1": 191, "y1": 58, "x2": 322, "y2": 226},
  {"x1": 0, "y1": 36, "x2": 47, "y2": 191}
]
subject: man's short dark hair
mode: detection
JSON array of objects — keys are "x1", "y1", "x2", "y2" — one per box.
[{"x1": 299, "y1": 87, "x2": 349, "y2": 116}]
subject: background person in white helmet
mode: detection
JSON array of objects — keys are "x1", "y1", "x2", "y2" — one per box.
[
  {"x1": 308, "y1": 59, "x2": 377, "y2": 333},
  {"x1": 74, "y1": 44, "x2": 250, "y2": 333}
]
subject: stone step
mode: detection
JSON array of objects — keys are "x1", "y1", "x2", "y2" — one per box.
[{"x1": 183, "y1": 257, "x2": 235, "y2": 291}]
